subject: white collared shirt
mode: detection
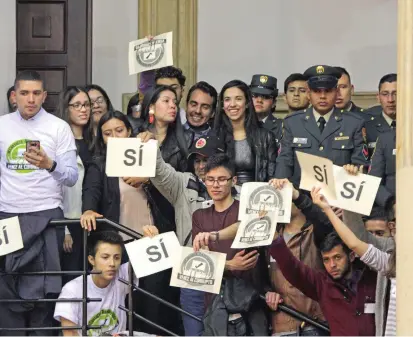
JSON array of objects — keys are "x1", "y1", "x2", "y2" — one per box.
[{"x1": 313, "y1": 108, "x2": 334, "y2": 125}]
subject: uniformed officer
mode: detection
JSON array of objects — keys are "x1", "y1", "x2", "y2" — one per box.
[
  {"x1": 334, "y1": 66, "x2": 368, "y2": 119},
  {"x1": 368, "y1": 129, "x2": 396, "y2": 212},
  {"x1": 365, "y1": 73, "x2": 397, "y2": 157},
  {"x1": 275, "y1": 65, "x2": 369, "y2": 187},
  {"x1": 250, "y1": 74, "x2": 283, "y2": 142}
]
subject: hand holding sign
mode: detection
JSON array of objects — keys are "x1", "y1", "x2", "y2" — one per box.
[
  {"x1": 231, "y1": 212, "x2": 278, "y2": 249},
  {"x1": 106, "y1": 138, "x2": 158, "y2": 177},
  {"x1": 296, "y1": 152, "x2": 337, "y2": 200},
  {"x1": 129, "y1": 32, "x2": 173, "y2": 75},
  {"x1": 238, "y1": 182, "x2": 292, "y2": 223},
  {"x1": 125, "y1": 231, "x2": 181, "y2": 278},
  {"x1": 170, "y1": 247, "x2": 226, "y2": 294}
]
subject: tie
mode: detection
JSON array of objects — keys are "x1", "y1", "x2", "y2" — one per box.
[
  {"x1": 318, "y1": 117, "x2": 326, "y2": 134},
  {"x1": 391, "y1": 120, "x2": 396, "y2": 129}
]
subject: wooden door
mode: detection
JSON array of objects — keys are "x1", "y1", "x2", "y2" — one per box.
[{"x1": 16, "y1": 0, "x2": 92, "y2": 113}]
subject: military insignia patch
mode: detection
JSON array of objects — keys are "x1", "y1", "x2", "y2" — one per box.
[
  {"x1": 260, "y1": 75, "x2": 268, "y2": 84},
  {"x1": 362, "y1": 127, "x2": 367, "y2": 142},
  {"x1": 316, "y1": 65, "x2": 324, "y2": 74},
  {"x1": 362, "y1": 144, "x2": 369, "y2": 160},
  {"x1": 195, "y1": 138, "x2": 207, "y2": 149}
]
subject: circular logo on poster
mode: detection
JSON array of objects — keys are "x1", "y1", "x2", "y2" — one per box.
[
  {"x1": 135, "y1": 39, "x2": 166, "y2": 68},
  {"x1": 6, "y1": 139, "x2": 37, "y2": 174},
  {"x1": 241, "y1": 216, "x2": 272, "y2": 244},
  {"x1": 178, "y1": 251, "x2": 215, "y2": 287}
]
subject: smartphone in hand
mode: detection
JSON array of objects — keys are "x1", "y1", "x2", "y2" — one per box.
[{"x1": 26, "y1": 140, "x2": 40, "y2": 153}]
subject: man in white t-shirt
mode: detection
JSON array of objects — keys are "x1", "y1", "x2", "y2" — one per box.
[
  {"x1": 54, "y1": 231, "x2": 140, "y2": 336},
  {"x1": 0, "y1": 70, "x2": 78, "y2": 335}
]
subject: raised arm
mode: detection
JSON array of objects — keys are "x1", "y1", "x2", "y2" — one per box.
[{"x1": 311, "y1": 187, "x2": 369, "y2": 257}]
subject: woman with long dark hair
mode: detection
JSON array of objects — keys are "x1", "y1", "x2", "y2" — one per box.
[
  {"x1": 55, "y1": 86, "x2": 94, "y2": 283},
  {"x1": 80, "y1": 110, "x2": 183, "y2": 335},
  {"x1": 213, "y1": 80, "x2": 278, "y2": 185},
  {"x1": 140, "y1": 85, "x2": 190, "y2": 172},
  {"x1": 85, "y1": 84, "x2": 114, "y2": 136}
]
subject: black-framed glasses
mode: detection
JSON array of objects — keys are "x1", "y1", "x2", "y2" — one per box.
[
  {"x1": 204, "y1": 176, "x2": 233, "y2": 186},
  {"x1": 69, "y1": 102, "x2": 91, "y2": 111}
]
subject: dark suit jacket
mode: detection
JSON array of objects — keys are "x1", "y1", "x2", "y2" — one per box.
[
  {"x1": 262, "y1": 113, "x2": 283, "y2": 143},
  {"x1": 365, "y1": 114, "x2": 392, "y2": 158}
]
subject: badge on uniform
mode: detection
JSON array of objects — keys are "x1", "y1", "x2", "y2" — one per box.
[
  {"x1": 334, "y1": 136, "x2": 349, "y2": 140},
  {"x1": 368, "y1": 142, "x2": 376, "y2": 149},
  {"x1": 362, "y1": 127, "x2": 367, "y2": 142},
  {"x1": 293, "y1": 137, "x2": 308, "y2": 145}
]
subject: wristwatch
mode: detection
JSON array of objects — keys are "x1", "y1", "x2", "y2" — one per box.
[
  {"x1": 210, "y1": 231, "x2": 220, "y2": 243},
  {"x1": 47, "y1": 160, "x2": 57, "y2": 173}
]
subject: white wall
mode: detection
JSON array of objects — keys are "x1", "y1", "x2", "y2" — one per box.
[
  {"x1": 92, "y1": 0, "x2": 138, "y2": 110},
  {"x1": 0, "y1": 0, "x2": 16, "y2": 115},
  {"x1": 198, "y1": 0, "x2": 397, "y2": 93}
]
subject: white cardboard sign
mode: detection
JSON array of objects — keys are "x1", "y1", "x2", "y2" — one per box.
[
  {"x1": 0, "y1": 217, "x2": 24, "y2": 256},
  {"x1": 125, "y1": 232, "x2": 181, "y2": 278},
  {"x1": 297, "y1": 152, "x2": 337, "y2": 201},
  {"x1": 231, "y1": 211, "x2": 278, "y2": 249},
  {"x1": 106, "y1": 138, "x2": 158, "y2": 177},
  {"x1": 170, "y1": 247, "x2": 226, "y2": 295},
  {"x1": 128, "y1": 32, "x2": 173, "y2": 75},
  {"x1": 328, "y1": 165, "x2": 381, "y2": 215},
  {"x1": 238, "y1": 182, "x2": 292, "y2": 223}
]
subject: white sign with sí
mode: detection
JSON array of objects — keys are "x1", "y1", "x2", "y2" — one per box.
[
  {"x1": 238, "y1": 182, "x2": 292, "y2": 223},
  {"x1": 0, "y1": 217, "x2": 24, "y2": 256},
  {"x1": 231, "y1": 211, "x2": 278, "y2": 249},
  {"x1": 328, "y1": 165, "x2": 381, "y2": 216},
  {"x1": 106, "y1": 138, "x2": 158, "y2": 177},
  {"x1": 128, "y1": 31, "x2": 173, "y2": 75},
  {"x1": 297, "y1": 151, "x2": 337, "y2": 201},
  {"x1": 125, "y1": 231, "x2": 181, "y2": 278},
  {"x1": 170, "y1": 247, "x2": 226, "y2": 295}
]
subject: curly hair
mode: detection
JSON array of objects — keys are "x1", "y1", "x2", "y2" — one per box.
[{"x1": 155, "y1": 66, "x2": 186, "y2": 86}]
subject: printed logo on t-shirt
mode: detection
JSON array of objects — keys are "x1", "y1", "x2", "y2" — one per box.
[
  {"x1": 6, "y1": 139, "x2": 39, "y2": 173},
  {"x1": 88, "y1": 309, "x2": 119, "y2": 336}
]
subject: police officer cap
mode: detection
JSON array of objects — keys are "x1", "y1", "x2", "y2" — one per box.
[
  {"x1": 304, "y1": 65, "x2": 341, "y2": 90},
  {"x1": 250, "y1": 74, "x2": 278, "y2": 97}
]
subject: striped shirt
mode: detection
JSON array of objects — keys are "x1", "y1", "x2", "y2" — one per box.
[{"x1": 361, "y1": 244, "x2": 396, "y2": 336}]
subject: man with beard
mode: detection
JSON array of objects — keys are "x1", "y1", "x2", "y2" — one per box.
[
  {"x1": 184, "y1": 81, "x2": 217, "y2": 142},
  {"x1": 249, "y1": 74, "x2": 282, "y2": 142},
  {"x1": 283, "y1": 73, "x2": 310, "y2": 113}
]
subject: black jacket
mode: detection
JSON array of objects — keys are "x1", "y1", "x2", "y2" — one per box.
[
  {"x1": 203, "y1": 278, "x2": 269, "y2": 336},
  {"x1": 82, "y1": 156, "x2": 176, "y2": 234},
  {"x1": 219, "y1": 126, "x2": 278, "y2": 182},
  {"x1": 0, "y1": 215, "x2": 61, "y2": 312}
]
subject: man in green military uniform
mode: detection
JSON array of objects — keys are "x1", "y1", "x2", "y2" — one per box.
[
  {"x1": 249, "y1": 74, "x2": 283, "y2": 142},
  {"x1": 365, "y1": 73, "x2": 397, "y2": 158},
  {"x1": 275, "y1": 65, "x2": 369, "y2": 187},
  {"x1": 334, "y1": 66, "x2": 371, "y2": 121}
]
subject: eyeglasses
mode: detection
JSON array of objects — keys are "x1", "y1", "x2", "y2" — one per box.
[
  {"x1": 90, "y1": 97, "x2": 106, "y2": 106},
  {"x1": 204, "y1": 176, "x2": 232, "y2": 186},
  {"x1": 252, "y1": 93, "x2": 274, "y2": 100},
  {"x1": 69, "y1": 102, "x2": 91, "y2": 111}
]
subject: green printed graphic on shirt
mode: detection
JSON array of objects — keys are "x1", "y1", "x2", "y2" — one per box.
[
  {"x1": 6, "y1": 139, "x2": 39, "y2": 173},
  {"x1": 88, "y1": 309, "x2": 119, "y2": 336}
]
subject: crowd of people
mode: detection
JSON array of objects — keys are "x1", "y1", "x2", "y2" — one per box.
[{"x1": 0, "y1": 58, "x2": 397, "y2": 337}]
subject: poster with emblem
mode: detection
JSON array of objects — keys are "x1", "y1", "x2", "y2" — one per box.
[
  {"x1": 231, "y1": 211, "x2": 277, "y2": 249},
  {"x1": 238, "y1": 182, "x2": 292, "y2": 223},
  {"x1": 170, "y1": 247, "x2": 226, "y2": 294},
  {"x1": 128, "y1": 32, "x2": 173, "y2": 75}
]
